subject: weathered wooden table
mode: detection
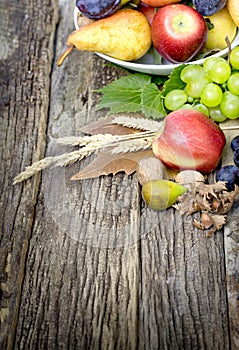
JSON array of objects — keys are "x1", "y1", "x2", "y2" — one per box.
[{"x1": 1, "y1": 0, "x2": 239, "y2": 349}]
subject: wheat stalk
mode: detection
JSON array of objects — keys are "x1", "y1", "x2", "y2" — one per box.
[
  {"x1": 13, "y1": 130, "x2": 156, "y2": 184},
  {"x1": 220, "y1": 125, "x2": 239, "y2": 130},
  {"x1": 110, "y1": 138, "x2": 152, "y2": 154},
  {"x1": 111, "y1": 115, "x2": 162, "y2": 132},
  {"x1": 56, "y1": 134, "x2": 114, "y2": 146},
  {"x1": 13, "y1": 149, "x2": 93, "y2": 185}
]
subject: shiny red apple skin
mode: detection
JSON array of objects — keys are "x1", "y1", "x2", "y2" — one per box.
[
  {"x1": 152, "y1": 110, "x2": 226, "y2": 174},
  {"x1": 151, "y1": 4, "x2": 208, "y2": 63},
  {"x1": 137, "y1": 2, "x2": 156, "y2": 25}
]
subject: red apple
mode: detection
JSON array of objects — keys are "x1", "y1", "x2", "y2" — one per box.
[
  {"x1": 137, "y1": 2, "x2": 156, "y2": 25},
  {"x1": 142, "y1": 0, "x2": 181, "y2": 6},
  {"x1": 152, "y1": 110, "x2": 226, "y2": 173},
  {"x1": 151, "y1": 4, "x2": 208, "y2": 63}
]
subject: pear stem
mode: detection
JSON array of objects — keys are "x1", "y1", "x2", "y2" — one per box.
[{"x1": 57, "y1": 45, "x2": 74, "y2": 66}]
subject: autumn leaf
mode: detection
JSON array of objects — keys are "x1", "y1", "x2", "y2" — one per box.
[
  {"x1": 71, "y1": 150, "x2": 154, "y2": 180},
  {"x1": 79, "y1": 115, "x2": 135, "y2": 135},
  {"x1": 79, "y1": 113, "x2": 159, "y2": 136}
]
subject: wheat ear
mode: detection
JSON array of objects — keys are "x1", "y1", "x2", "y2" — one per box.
[
  {"x1": 111, "y1": 115, "x2": 162, "y2": 132},
  {"x1": 13, "y1": 131, "x2": 155, "y2": 184}
]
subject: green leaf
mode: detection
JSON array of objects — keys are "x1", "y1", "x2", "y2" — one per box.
[
  {"x1": 152, "y1": 75, "x2": 168, "y2": 86},
  {"x1": 96, "y1": 74, "x2": 152, "y2": 114},
  {"x1": 162, "y1": 64, "x2": 186, "y2": 96},
  {"x1": 141, "y1": 83, "x2": 166, "y2": 120}
]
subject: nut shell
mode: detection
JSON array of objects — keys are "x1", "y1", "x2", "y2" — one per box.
[
  {"x1": 137, "y1": 156, "x2": 166, "y2": 186},
  {"x1": 175, "y1": 170, "x2": 205, "y2": 185}
]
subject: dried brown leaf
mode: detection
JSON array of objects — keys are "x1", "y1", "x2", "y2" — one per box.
[
  {"x1": 71, "y1": 150, "x2": 154, "y2": 180},
  {"x1": 79, "y1": 116, "x2": 135, "y2": 136}
]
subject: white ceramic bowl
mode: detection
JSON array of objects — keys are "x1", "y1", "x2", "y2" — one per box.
[{"x1": 74, "y1": 6, "x2": 239, "y2": 75}]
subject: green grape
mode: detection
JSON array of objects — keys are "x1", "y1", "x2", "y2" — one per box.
[
  {"x1": 164, "y1": 89, "x2": 188, "y2": 111},
  {"x1": 220, "y1": 91, "x2": 239, "y2": 119},
  {"x1": 180, "y1": 65, "x2": 206, "y2": 83},
  {"x1": 193, "y1": 103, "x2": 209, "y2": 116},
  {"x1": 209, "y1": 60, "x2": 231, "y2": 84},
  {"x1": 227, "y1": 73, "x2": 239, "y2": 95},
  {"x1": 209, "y1": 107, "x2": 227, "y2": 122},
  {"x1": 187, "y1": 96, "x2": 194, "y2": 103},
  {"x1": 203, "y1": 57, "x2": 225, "y2": 73},
  {"x1": 230, "y1": 46, "x2": 239, "y2": 70},
  {"x1": 185, "y1": 74, "x2": 211, "y2": 98},
  {"x1": 178, "y1": 103, "x2": 194, "y2": 110},
  {"x1": 201, "y1": 83, "x2": 223, "y2": 107}
]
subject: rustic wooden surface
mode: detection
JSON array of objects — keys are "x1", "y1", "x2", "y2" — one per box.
[{"x1": 0, "y1": 0, "x2": 239, "y2": 349}]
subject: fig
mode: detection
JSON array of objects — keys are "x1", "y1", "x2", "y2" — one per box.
[{"x1": 152, "y1": 110, "x2": 226, "y2": 174}]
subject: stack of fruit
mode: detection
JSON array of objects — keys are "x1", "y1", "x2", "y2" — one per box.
[
  {"x1": 58, "y1": 0, "x2": 239, "y2": 65},
  {"x1": 56, "y1": 0, "x2": 239, "y2": 215}
]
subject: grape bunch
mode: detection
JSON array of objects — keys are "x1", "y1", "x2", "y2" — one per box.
[
  {"x1": 216, "y1": 135, "x2": 239, "y2": 191},
  {"x1": 164, "y1": 46, "x2": 239, "y2": 123}
]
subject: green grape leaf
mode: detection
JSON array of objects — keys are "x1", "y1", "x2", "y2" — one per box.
[
  {"x1": 141, "y1": 83, "x2": 166, "y2": 119},
  {"x1": 162, "y1": 64, "x2": 186, "y2": 96},
  {"x1": 152, "y1": 75, "x2": 168, "y2": 86},
  {"x1": 96, "y1": 73, "x2": 151, "y2": 114}
]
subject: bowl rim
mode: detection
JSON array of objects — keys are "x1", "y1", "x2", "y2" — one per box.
[{"x1": 73, "y1": 6, "x2": 239, "y2": 73}]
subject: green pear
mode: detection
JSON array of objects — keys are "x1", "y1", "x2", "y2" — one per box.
[{"x1": 58, "y1": 9, "x2": 152, "y2": 65}]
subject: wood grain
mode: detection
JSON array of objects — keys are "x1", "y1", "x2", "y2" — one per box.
[
  {"x1": 224, "y1": 202, "x2": 239, "y2": 350},
  {"x1": 139, "y1": 209, "x2": 230, "y2": 349},
  {"x1": 0, "y1": 0, "x2": 58, "y2": 348},
  {"x1": 14, "y1": 0, "x2": 141, "y2": 349},
  {"x1": 0, "y1": 0, "x2": 238, "y2": 349}
]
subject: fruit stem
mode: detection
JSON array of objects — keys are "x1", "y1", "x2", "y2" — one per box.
[{"x1": 57, "y1": 45, "x2": 74, "y2": 66}]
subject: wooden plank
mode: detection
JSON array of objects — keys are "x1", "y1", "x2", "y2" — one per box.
[
  {"x1": 138, "y1": 209, "x2": 230, "y2": 349},
  {"x1": 14, "y1": 216, "x2": 140, "y2": 349},
  {"x1": 224, "y1": 203, "x2": 239, "y2": 350},
  {"x1": 221, "y1": 121, "x2": 239, "y2": 350},
  {"x1": 1, "y1": 0, "x2": 238, "y2": 348},
  {"x1": 13, "y1": 0, "x2": 141, "y2": 348},
  {"x1": 0, "y1": 0, "x2": 58, "y2": 348}
]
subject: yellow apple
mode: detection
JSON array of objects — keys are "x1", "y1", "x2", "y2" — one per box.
[{"x1": 205, "y1": 7, "x2": 237, "y2": 50}]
